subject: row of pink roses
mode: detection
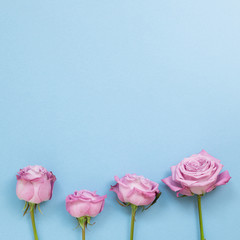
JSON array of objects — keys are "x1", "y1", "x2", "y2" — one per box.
[{"x1": 16, "y1": 150, "x2": 231, "y2": 240}]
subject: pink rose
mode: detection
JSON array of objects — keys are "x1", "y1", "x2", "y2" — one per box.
[
  {"x1": 110, "y1": 174, "x2": 160, "y2": 206},
  {"x1": 66, "y1": 190, "x2": 107, "y2": 218},
  {"x1": 16, "y1": 165, "x2": 56, "y2": 204},
  {"x1": 162, "y1": 150, "x2": 231, "y2": 196}
]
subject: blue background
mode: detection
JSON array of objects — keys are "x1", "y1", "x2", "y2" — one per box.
[{"x1": 0, "y1": 0, "x2": 239, "y2": 239}]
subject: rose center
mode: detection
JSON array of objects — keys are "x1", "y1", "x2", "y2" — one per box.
[{"x1": 185, "y1": 159, "x2": 208, "y2": 172}]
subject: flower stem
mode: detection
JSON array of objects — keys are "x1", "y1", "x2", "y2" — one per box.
[
  {"x1": 197, "y1": 195, "x2": 205, "y2": 240},
  {"x1": 30, "y1": 204, "x2": 39, "y2": 240},
  {"x1": 130, "y1": 205, "x2": 138, "y2": 240},
  {"x1": 82, "y1": 223, "x2": 85, "y2": 240},
  {"x1": 77, "y1": 217, "x2": 88, "y2": 240}
]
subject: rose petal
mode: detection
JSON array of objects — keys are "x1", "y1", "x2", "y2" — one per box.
[
  {"x1": 215, "y1": 170, "x2": 231, "y2": 186},
  {"x1": 38, "y1": 180, "x2": 52, "y2": 202},
  {"x1": 16, "y1": 180, "x2": 34, "y2": 202},
  {"x1": 29, "y1": 182, "x2": 42, "y2": 204},
  {"x1": 110, "y1": 183, "x2": 125, "y2": 202},
  {"x1": 125, "y1": 187, "x2": 156, "y2": 206},
  {"x1": 66, "y1": 200, "x2": 90, "y2": 218},
  {"x1": 161, "y1": 176, "x2": 182, "y2": 192},
  {"x1": 177, "y1": 187, "x2": 193, "y2": 197},
  {"x1": 199, "y1": 149, "x2": 221, "y2": 163},
  {"x1": 88, "y1": 201, "x2": 105, "y2": 217}
]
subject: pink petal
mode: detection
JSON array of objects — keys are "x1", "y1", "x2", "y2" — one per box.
[
  {"x1": 215, "y1": 170, "x2": 231, "y2": 186},
  {"x1": 162, "y1": 176, "x2": 182, "y2": 192},
  {"x1": 66, "y1": 201, "x2": 90, "y2": 218},
  {"x1": 199, "y1": 149, "x2": 209, "y2": 156},
  {"x1": 171, "y1": 165, "x2": 177, "y2": 181},
  {"x1": 126, "y1": 187, "x2": 155, "y2": 206},
  {"x1": 206, "y1": 170, "x2": 231, "y2": 193},
  {"x1": 88, "y1": 201, "x2": 104, "y2": 217},
  {"x1": 16, "y1": 180, "x2": 34, "y2": 202},
  {"x1": 29, "y1": 183, "x2": 42, "y2": 204},
  {"x1": 38, "y1": 180, "x2": 52, "y2": 202},
  {"x1": 110, "y1": 184, "x2": 125, "y2": 202},
  {"x1": 199, "y1": 149, "x2": 220, "y2": 163},
  {"x1": 177, "y1": 187, "x2": 193, "y2": 197}
]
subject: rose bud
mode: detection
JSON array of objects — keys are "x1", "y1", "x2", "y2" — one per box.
[
  {"x1": 66, "y1": 190, "x2": 107, "y2": 238},
  {"x1": 110, "y1": 174, "x2": 160, "y2": 206},
  {"x1": 16, "y1": 165, "x2": 56, "y2": 204},
  {"x1": 110, "y1": 174, "x2": 161, "y2": 240},
  {"x1": 16, "y1": 165, "x2": 56, "y2": 240},
  {"x1": 162, "y1": 150, "x2": 231, "y2": 240}
]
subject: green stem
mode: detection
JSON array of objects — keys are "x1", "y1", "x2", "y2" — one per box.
[
  {"x1": 197, "y1": 195, "x2": 205, "y2": 240},
  {"x1": 130, "y1": 205, "x2": 138, "y2": 240},
  {"x1": 82, "y1": 219, "x2": 86, "y2": 240},
  {"x1": 30, "y1": 204, "x2": 39, "y2": 240}
]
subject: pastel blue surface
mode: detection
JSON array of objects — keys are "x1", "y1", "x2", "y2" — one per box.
[{"x1": 0, "y1": 0, "x2": 239, "y2": 239}]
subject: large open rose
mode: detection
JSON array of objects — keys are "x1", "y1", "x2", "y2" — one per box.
[{"x1": 162, "y1": 150, "x2": 231, "y2": 196}]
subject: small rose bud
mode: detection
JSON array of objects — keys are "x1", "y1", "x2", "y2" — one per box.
[{"x1": 66, "y1": 190, "x2": 107, "y2": 218}]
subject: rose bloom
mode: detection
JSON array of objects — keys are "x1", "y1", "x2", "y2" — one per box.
[
  {"x1": 162, "y1": 150, "x2": 231, "y2": 196},
  {"x1": 110, "y1": 174, "x2": 160, "y2": 206},
  {"x1": 66, "y1": 190, "x2": 107, "y2": 218},
  {"x1": 16, "y1": 165, "x2": 56, "y2": 204}
]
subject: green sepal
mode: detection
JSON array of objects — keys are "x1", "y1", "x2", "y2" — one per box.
[
  {"x1": 23, "y1": 202, "x2": 36, "y2": 216},
  {"x1": 142, "y1": 192, "x2": 161, "y2": 211},
  {"x1": 29, "y1": 202, "x2": 36, "y2": 212},
  {"x1": 116, "y1": 198, "x2": 131, "y2": 207},
  {"x1": 23, "y1": 202, "x2": 30, "y2": 216},
  {"x1": 23, "y1": 201, "x2": 28, "y2": 211},
  {"x1": 37, "y1": 204, "x2": 43, "y2": 214},
  {"x1": 22, "y1": 202, "x2": 42, "y2": 216},
  {"x1": 131, "y1": 204, "x2": 138, "y2": 214},
  {"x1": 178, "y1": 194, "x2": 188, "y2": 198},
  {"x1": 77, "y1": 216, "x2": 94, "y2": 230},
  {"x1": 178, "y1": 192, "x2": 204, "y2": 198}
]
